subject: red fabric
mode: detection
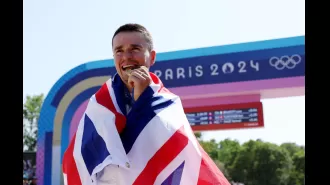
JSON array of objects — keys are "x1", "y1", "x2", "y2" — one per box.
[
  {"x1": 62, "y1": 74, "x2": 230, "y2": 185},
  {"x1": 62, "y1": 133, "x2": 82, "y2": 185},
  {"x1": 197, "y1": 142, "x2": 231, "y2": 185},
  {"x1": 132, "y1": 126, "x2": 188, "y2": 185},
  {"x1": 95, "y1": 83, "x2": 126, "y2": 133}
]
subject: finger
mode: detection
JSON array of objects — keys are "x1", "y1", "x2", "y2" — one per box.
[
  {"x1": 130, "y1": 71, "x2": 146, "y2": 80},
  {"x1": 136, "y1": 66, "x2": 149, "y2": 73},
  {"x1": 133, "y1": 69, "x2": 149, "y2": 79},
  {"x1": 126, "y1": 69, "x2": 143, "y2": 78},
  {"x1": 128, "y1": 71, "x2": 146, "y2": 88},
  {"x1": 129, "y1": 68, "x2": 147, "y2": 78},
  {"x1": 140, "y1": 72, "x2": 149, "y2": 79},
  {"x1": 136, "y1": 65, "x2": 149, "y2": 72},
  {"x1": 128, "y1": 72, "x2": 146, "y2": 88},
  {"x1": 127, "y1": 74, "x2": 138, "y2": 88},
  {"x1": 134, "y1": 67, "x2": 150, "y2": 78}
]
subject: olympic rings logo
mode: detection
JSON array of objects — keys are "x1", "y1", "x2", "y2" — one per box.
[{"x1": 269, "y1": 54, "x2": 302, "y2": 70}]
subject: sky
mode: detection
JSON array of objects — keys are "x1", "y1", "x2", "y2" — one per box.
[{"x1": 23, "y1": 0, "x2": 305, "y2": 146}]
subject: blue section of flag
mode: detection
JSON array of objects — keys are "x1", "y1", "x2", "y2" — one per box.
[
  {"x1": 61, "y1": 86, "x2": 101, "y2": 161},
  {"x1": 118, "y1": 85, "x2": 175, "y2": 154},
  {"x1": 111, "y1": 74, "x2": 132, "y2": 116},
  {"x1": 81, "y1": 114, "x2": 110, "y2": 175},
  {"x1": 161, "y1": 161, "x2": 185, "y2": 185}
]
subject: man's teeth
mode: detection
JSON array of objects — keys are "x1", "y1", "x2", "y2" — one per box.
[
  {"x1": 123, "y1": 65, "x2": 133, "y2": 68},
  {"x1": 123, "y1": 65, "x2": 138, "y2": 71}
]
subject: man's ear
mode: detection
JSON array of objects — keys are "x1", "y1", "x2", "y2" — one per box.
[{"x1": 150, "y1": 50, "x2": 156, "y2": 66}]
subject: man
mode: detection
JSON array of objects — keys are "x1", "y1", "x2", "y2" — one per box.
[
  {"x1": 62, "y1": 23, "x2": 230, "y2": 185},
  {"x1": 112, "y1": 23, "x2": 155, "y2": 104}
]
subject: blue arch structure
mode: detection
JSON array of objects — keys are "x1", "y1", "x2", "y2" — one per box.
[{"x1": 37, "y1": 35, "x2": 305, "y2": 185}]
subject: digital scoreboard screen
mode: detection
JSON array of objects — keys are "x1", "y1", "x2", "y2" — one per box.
[{"x1": 184, "y1": 102, "x2": 264, "y2": 131}]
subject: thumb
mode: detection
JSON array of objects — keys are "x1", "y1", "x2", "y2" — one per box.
[{"x1": 127, "y1": 74, "x2": 137, "y2": 89}]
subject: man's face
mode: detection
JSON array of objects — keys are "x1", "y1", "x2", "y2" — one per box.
[{"x1": 112, "y1": 31, "x2": 156, "y2": 84}]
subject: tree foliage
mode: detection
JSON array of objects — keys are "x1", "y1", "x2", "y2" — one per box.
[
  {"x1": 197, "y1": 137, "x2": 305, "y2": 185},
  {"x1": 23, "y1": 94, "x2": 44, "y2": 152}
]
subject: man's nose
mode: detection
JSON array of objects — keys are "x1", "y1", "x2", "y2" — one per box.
[{"x1": 122, "y1": 51, "x2": 133, "y2": 60}]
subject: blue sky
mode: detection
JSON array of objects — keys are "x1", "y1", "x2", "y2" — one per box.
[{"x1": 23, "y1": 0, "x2": 305, "y2": 145}]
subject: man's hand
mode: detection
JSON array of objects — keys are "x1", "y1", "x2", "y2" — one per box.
[{"x1": 126, "y1": 66, "x2": 151, "y2": 101}]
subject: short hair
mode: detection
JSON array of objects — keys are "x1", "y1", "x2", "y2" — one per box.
[{"x1": 112, "y1": 23, "x2": 154, "y2": 51}]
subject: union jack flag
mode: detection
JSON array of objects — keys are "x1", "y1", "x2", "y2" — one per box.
[{"x1": 62, "y1": 73, "x2": 230, "y2": 185}]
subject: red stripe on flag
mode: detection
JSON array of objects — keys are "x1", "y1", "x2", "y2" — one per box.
[
  {"x1": 62, "y1": 133, "x2": 82, "y2": 185},
  {"x1": 133, "y1": 125, "x2": 188, "y2": 185},
  {"x1": 197, "y1": 143, "x2": 231, "y2": 185},
  {"x1": 150, "y1": 72, "x2": 173, "y2": 94},
  {"x1": 95, "y1": 83, "x2": 126, "y2": 134}
]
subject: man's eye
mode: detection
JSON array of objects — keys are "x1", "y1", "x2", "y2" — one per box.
[
  {"x1": 116, "y1": 50, "x2": 123, "y2": 54},
  {"x1": 132, "y1": 48, "x2": 140, "y2": 52}
]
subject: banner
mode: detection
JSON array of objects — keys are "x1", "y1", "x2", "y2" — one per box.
[{"x1": 185, "y1": 102, "x2": 264, "y2": 131}]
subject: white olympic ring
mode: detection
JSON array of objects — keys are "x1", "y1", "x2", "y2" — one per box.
[{"x1": 269, "y1": 54, "x2": 302, "y2": 70}]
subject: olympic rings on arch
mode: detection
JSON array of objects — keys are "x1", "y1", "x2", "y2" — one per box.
[{"x1": 269, "y1": 54, "x2": 302, "y2": 70}]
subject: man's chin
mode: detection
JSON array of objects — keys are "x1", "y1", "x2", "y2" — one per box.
[{"x1": 119, "y1": 73, "x2": 129, "y2": 83}]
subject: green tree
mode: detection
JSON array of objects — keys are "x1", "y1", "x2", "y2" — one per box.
[
  {"x1": 194, "y1": 134, "x2": 305, "y2": 185},
  {"x1": 281, "y1": 143, "x2": 305, "y2": 185},
  {"x1": 292, "y1": 150, "x2": 304, "y2": 174},
  {"x1": 280, "y1": 143, "x2": 304, "y2": 157},
  {"x1": 23, "y1": 94, "x2": 44, "y2": 151},
  {"x1": 229, "y1": 140, "x2": 293, "y2": 185},
  {"x1": 218, "y1": 139, "x2": 241, "y2": 167},
  {"x1": 194, "y1": 132, "x2": 202, "y2": 141},
  {"x1": 198, "y1": 137, "x2": 232, "y2": 180},
  {"x1": 199, "y1": 139, "x2": 219, "y2": 160}
]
